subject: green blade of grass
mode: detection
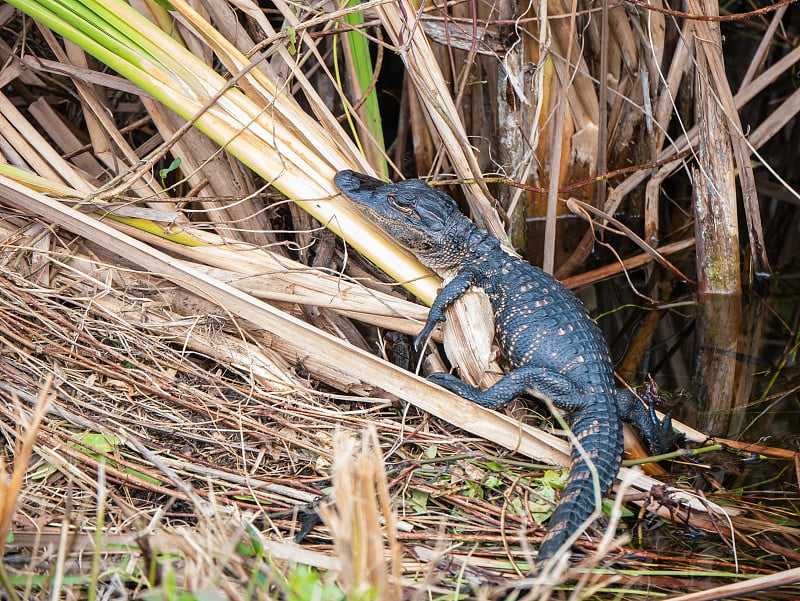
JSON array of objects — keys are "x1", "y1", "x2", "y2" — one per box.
[{"x1": 342, "y1": 1, "x2": 387, "y2": 177}]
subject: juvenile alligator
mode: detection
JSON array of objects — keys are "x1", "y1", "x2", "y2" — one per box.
[{"x1": 334, "y1": 170, "x2": 673, "y2": 569}]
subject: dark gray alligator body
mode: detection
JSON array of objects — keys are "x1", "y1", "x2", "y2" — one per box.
[{"x1": 334, "y1": 170, "x2": 672, "y2": 568}]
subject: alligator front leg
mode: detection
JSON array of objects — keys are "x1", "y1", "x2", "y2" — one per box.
[{"x1": 414, "y1": 267, "x2": 479, "y2": 350}]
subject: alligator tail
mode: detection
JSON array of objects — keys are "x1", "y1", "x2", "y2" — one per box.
[{"x1": 535, "y1": 402, "x2": 624, "y2": 569}]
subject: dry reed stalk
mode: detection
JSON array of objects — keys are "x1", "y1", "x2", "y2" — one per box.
[
  {"x1": 85, "y1": 217, "x2": 437, "y2": 336},
  {"x1": 0, "y1": 161, "x2": 428, "y2": 334},
  {"x1": 321, "y1": 428, "x2": 403, "y2": 600}
]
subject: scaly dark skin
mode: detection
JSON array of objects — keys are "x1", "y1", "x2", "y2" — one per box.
[{"x1": 334, "y1": 170, "x2": 674, "y2": 569}]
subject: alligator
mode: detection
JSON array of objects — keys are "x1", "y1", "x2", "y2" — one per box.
[{"x1": 334, "y1": 170, "x2": 674, "y2": 570}]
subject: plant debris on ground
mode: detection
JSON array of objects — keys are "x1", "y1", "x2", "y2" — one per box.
[{"x1": 1, "y1": 0, "x2": 800, "y2": 599}]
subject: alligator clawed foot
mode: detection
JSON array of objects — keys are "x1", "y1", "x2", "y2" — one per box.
[
  {"x1": 427, "y1": 372, "x2": 478, "y2": 397},
  {"x1": 413, "y1": 316, "x2": 446, "y2": 351},
  {"x1": 648, "y1": 405, "x2": 681, "y2": 454}
]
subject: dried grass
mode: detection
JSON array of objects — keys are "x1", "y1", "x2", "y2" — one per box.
[{"x1": 1, "y1": 0, "x2": 799, "y2": 599}]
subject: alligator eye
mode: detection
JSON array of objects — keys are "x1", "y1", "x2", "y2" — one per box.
[{"x1": 387, "y1": 193, "x2": 415, "y2": 213}]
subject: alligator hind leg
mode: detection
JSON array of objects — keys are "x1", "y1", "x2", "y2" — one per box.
[
  {"x1": 428, "y1": 365, "x2": 588, "y2": 410},
  {"x1": 617, "y1": 386, "x2": 677, "y2": 454}
]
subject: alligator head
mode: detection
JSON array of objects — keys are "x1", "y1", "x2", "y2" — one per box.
[{"x1": 334, "y1": 170, "x2": 477, "y2": 269}]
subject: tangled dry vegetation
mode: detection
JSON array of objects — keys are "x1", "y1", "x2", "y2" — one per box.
[{"x1": 1, "y1": 0, "x2": 800, "y2": 599}]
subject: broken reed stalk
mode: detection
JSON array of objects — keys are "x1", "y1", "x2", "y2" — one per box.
[{"x1": 320, "y1": 428, "x2": 403, "y2": 601}]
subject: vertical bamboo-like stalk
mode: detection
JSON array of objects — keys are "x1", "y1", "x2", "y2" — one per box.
[
  {"x1": 494, "y1": 0, "x2": 533, "y2": 253},
  {"x1": 690, "y1": 0, "x2": 742, "y2": 436}
]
